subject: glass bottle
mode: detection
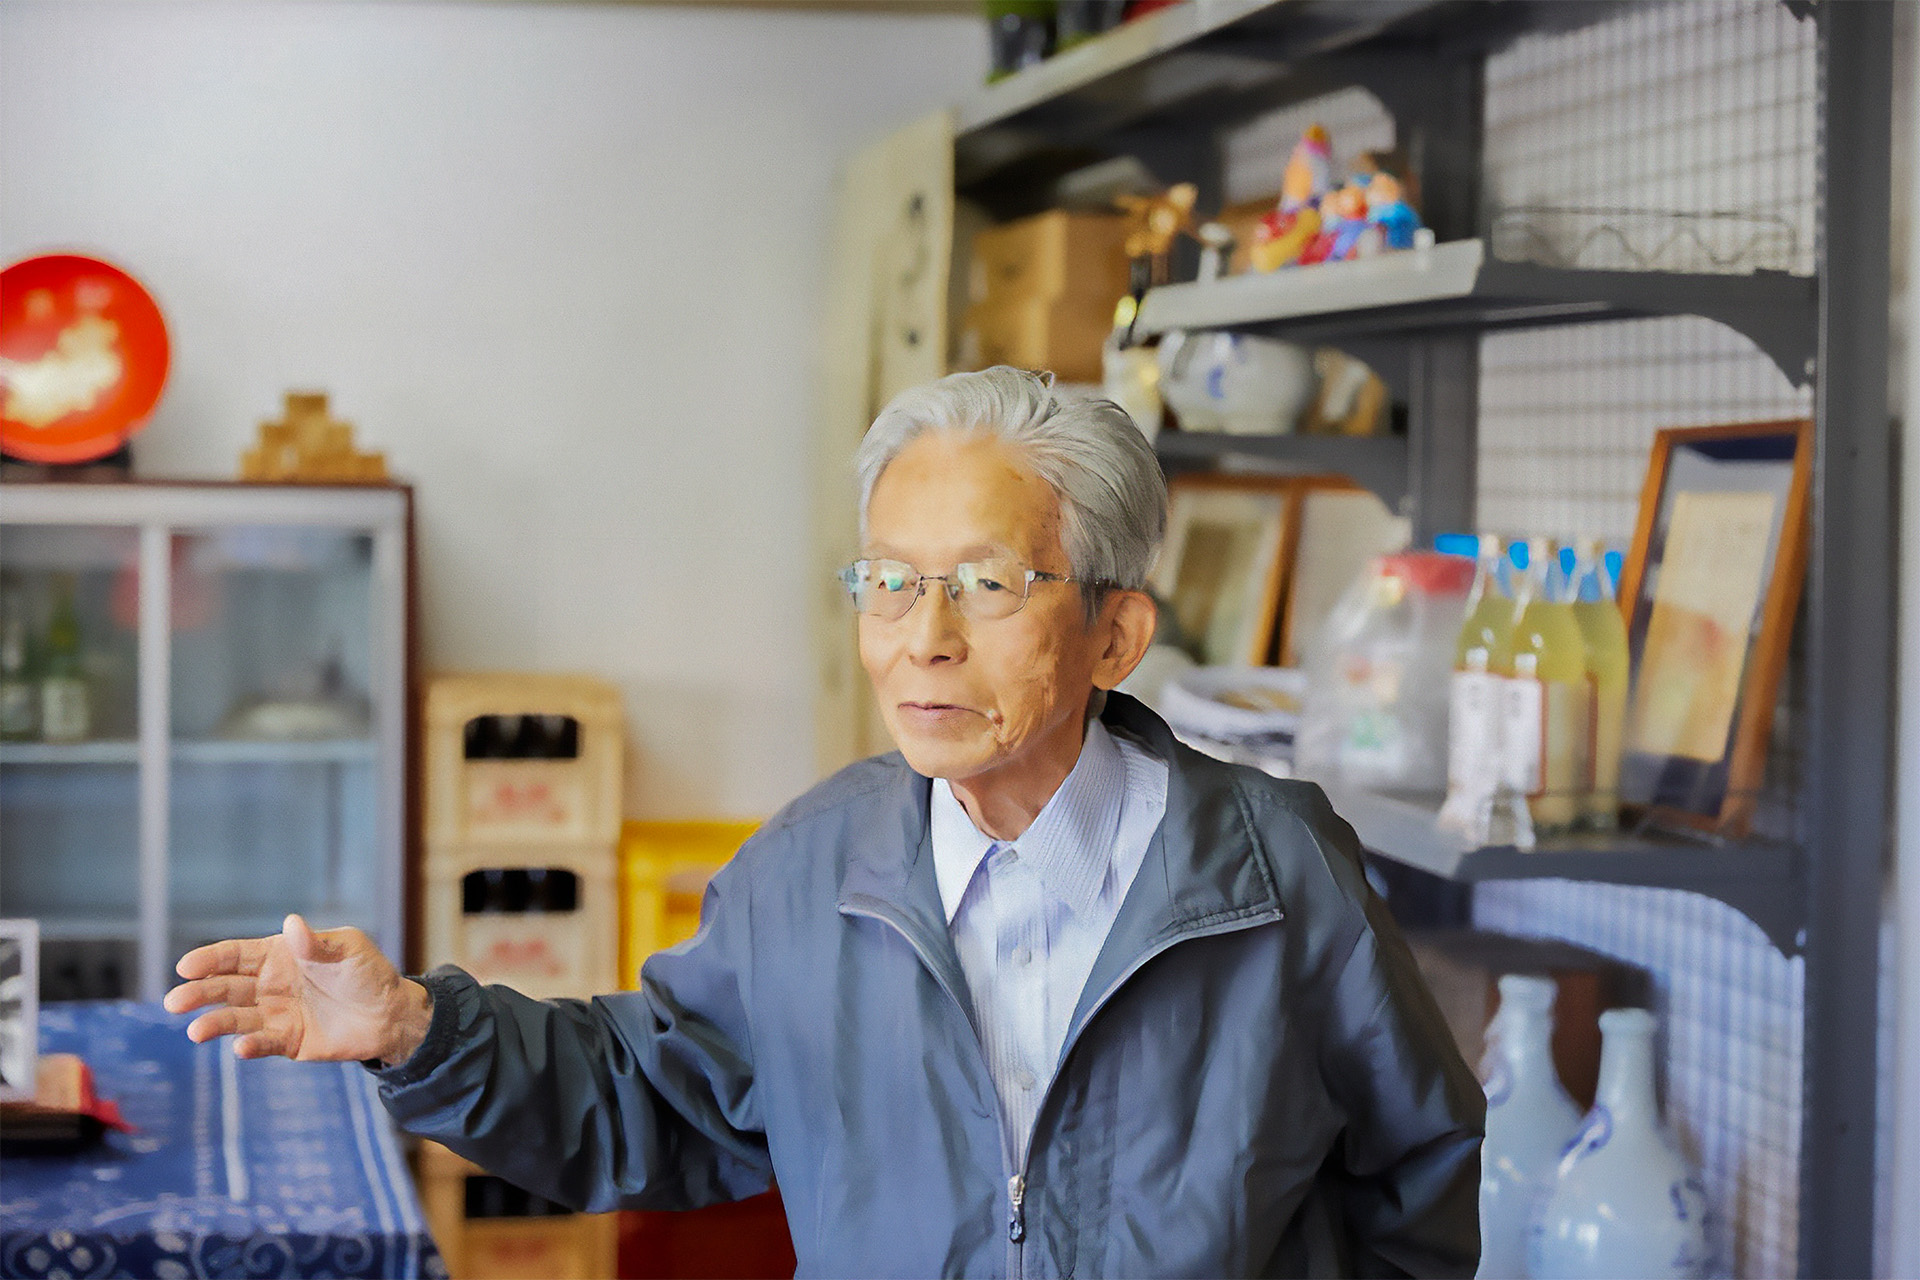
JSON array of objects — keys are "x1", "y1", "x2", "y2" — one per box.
[
  {"x1": 1571, "y1": 538, "x2": 1630, "y2": 830},
  {"x1": 1440, "y1": 535, "x2": 1513, "y2": 842},
  {"x1": 40, "y1": 574, "x2": 91, "y2": 743},
  {"x1": 0, "y1": 582, "x2": 37, "y2": 741},
  {"x1": 1530, "y1": 1008, "x2": 1711, "y2": 1280},
  {"x1": 1478, "y1": 974, "x2": 1583, "y2": 1280},
  {"x1": 1494, "y1": 538, "x2": 1588, "y2": 838}
]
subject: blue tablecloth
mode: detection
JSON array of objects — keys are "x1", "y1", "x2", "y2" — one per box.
[{"x1": 1, "y1": 1002, "x2": 444, "y2": 1279}]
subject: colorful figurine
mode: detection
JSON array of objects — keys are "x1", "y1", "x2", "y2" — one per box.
[
  {"x1": 1299, "y1": 181, "x2": 1370, "y2": 264},
  {"x1": 1250, "y1": 124, "x2": 1333, "y2": 272},
  {"x1": 1364, "y1": 171, "x2": 1422, "y2": 251}
]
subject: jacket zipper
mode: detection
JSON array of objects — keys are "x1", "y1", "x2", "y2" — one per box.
[
  {"x1": 1009, "y1": 1172, "x2": 1027, "y2": 1278},
  {"x1": 839, "y1": 900, "x2": 1025, "y2": 1272}
]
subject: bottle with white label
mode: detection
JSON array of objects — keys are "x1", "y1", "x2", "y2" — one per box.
[
  {"x1": 1493, "y1": 538, "x2": 1588, "y2": 838},
  {"x1": 1529, "y1": 1008, "x2": 1711, "y2": 1280},
  {"x1": 1440, "y1": 534, "x2": 1512, "y2": 842},
  {"x1": 1571, "y1": 539, "x2": 1630, "y2": 830},
  {"x1": 1478, "y1": 974, "x2": 1583, "y2": 1280}
]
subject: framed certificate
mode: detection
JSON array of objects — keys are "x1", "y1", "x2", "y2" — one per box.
[{"x1": 1616, "y1": 419, "x2": 1812, "y2": 836}]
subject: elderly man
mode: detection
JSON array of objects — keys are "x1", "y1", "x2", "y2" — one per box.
[{"x1": 166, "y1": 367, "x2": 1482, "y2": 1277}]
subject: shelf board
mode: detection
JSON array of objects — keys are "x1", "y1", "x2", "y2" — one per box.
[
  {"x1": 951, "y1": 0, "x2": 1631, "y2": 205},
  {"x1": 1, "y1": 738, "x2": 378, "y2": 766},
  {"x1": 1134, "y1": 239, "x2": 1818, "y2": 385},
  {"x1": 1154, "y1": 430, "x2": 1408, "y2": 506},
  {"x1": 174, "y1": 738, "x2": 377, "y2": 765},
  {"x1": 1316, "y1": 779, "x2": 1807, "y2": 954},
  {"x1": 0, "y1": 739, "x2": 140, "y2": 765}
]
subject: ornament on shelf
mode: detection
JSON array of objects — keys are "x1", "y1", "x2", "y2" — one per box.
[
  {"x1": 1117, "y1": 183, "x2": 1197, "y2": 288},
  {"x1": 1248, "y1": 126, "x2": 1429, "y2": 273},
  {"x1": 1477, "y1": 974, "x2": 1584, "y2": 1280},
  {"x1": 1530, "y1": 1007, "x2": 1712, "y2": 1280},
  {"x1": 1250, "y1": 123, "x2": 1333, "y2": 271},
  {"x1": 240, "y1": 392, "x2": 387, "y2": 483}
]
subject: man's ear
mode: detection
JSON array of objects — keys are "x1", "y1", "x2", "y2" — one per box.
[{"x1": 1091, "y1": 590, "x2": 1159, "y2": 692}]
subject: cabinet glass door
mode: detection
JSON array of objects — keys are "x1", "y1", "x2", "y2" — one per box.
[
  {"x1": 0, "y1": 523, "x2": 143, "y2": 999},
  {"x1": 168, "y1": 526, "x2": 382, "y2": 964}
]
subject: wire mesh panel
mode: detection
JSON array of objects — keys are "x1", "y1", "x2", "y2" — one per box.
[
  {"x1": 1483, "y1": 0, "x2": 1816, "y2": 277},
  {"x1": 1472, "y1": 5, "x2": 1818, "y2": 1278},
  {"x1": 1474, "y1": 880, "x2": 1804, "y2": 1279}
]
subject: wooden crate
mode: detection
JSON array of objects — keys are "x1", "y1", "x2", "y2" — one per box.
[
  {"x1": 418, "y1": 1140, "x2": 620, "y2": 1280},
  {"x1": 425, "y1": 674, "x2": 625, "y2": 848},
  {"x1": 618, "y1": 820, "x2": 758, "y2": 989},
  {"x1": 424, "y1": 841, "x2": 620, "y2": 999}
]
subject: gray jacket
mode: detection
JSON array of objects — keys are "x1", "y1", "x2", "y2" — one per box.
[{"x1": 376, "y1": 694, "x2": 1483, "y2": 1277}]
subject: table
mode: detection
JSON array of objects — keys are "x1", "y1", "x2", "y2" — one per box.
[{"x1": 0, "y1": 1002, "x2": 444, "y2": 1279}]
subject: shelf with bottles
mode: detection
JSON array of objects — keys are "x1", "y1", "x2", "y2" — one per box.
[
  {"x1": 1315, "y1": 778, "x2": 1804, "y2": 955},
  {"x1": 1133, "y1": 237, "x2": 1816, "y2": 387}
]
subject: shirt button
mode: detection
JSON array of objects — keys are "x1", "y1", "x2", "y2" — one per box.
[
  {"x1": 1014, "y1": 1068, "x2": 1037, "y2": 1091},
  {"x1": 1014, "y1": 947, "x2": 1034, "y2": 967}
]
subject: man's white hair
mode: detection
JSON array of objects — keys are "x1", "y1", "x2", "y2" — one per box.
[{"x1": 854, "y1": 366, "x2": 1167, "y2": 616}]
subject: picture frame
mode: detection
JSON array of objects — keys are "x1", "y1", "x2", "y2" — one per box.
[
  {"x1": 1152, "y1": 473, "x2": 1351, "y2": 667},
  {"x1": 1616, "y1": 419, "x2": 1813, "y2": 836},
  {"x1": 1277, "y1": 486, "x2": 1408, "y2": 667},
  {"x1": 0, "y1": 918, "x2": 39, "y2": 1102}
]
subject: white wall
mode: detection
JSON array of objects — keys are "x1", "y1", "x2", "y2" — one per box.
[{"x1": 0, "y1": 1, "x2": 986, "y2": 819}]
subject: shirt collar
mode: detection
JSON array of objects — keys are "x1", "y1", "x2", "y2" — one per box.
[{"x1": 930, "y1": 718, "x2": 1128, "y2": 924}]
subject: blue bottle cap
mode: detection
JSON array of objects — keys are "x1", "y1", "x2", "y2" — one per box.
[{"x1": 1433, "y1": 532, "x2": 1478, "y2": 558}]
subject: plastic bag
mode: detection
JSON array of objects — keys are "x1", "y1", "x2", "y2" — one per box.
[{"x1": 1296, "y1": 551, "x2": 1473, "y2": 791}]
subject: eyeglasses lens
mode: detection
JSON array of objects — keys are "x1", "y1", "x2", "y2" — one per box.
[{"x1": 844, "y1": 559, "x2": 1031, "y2": 621}]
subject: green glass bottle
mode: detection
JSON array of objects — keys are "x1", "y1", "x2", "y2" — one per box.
[{"x1": 41, "y1": 575, "x2": 90, "y2": 743}]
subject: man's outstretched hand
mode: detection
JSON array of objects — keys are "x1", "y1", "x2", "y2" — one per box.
[{"x1": 163, "y1": 914, "x2": 432, "y2": 1066}]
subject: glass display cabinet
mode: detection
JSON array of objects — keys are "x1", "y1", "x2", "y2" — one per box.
[{"x1": 0, "y1": 483, "x2": 412, "y2": 1002}]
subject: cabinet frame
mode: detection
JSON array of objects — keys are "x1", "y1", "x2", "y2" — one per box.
[{"x1": 0, "y1": 481, "x2": 415, "y2": 1001}]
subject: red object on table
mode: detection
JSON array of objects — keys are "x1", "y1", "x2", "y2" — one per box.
[
  {"x1": 0, "y1": 253, "x2": 170, "y2": 463},
  {"x1": 618, "y1": 1189, "x2": 796, "y2": 1279}
]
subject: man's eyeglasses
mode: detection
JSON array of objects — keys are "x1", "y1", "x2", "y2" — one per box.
[{"x1": 837, "y1": 558, "x2": 1093, "y2": 622}]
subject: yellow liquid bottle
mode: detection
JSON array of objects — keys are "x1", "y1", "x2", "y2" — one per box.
[
  {"x1": 1572, "y1": 537, "x2": 1629, "y2": 830},
  {"x1": 1496, "y1": 538, "x2": 1588, "y2": 837},
  {"x1": 1441, "y1": 535, "x2": 1513, "y2": 841}
]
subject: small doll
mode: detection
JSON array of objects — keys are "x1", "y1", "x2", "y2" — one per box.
[{"x1": 1250, "y1": 124, "x2": 1332, "y2": 272}]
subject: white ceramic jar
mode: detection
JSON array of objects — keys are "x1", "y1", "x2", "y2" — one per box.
[
  {"x1": 1477, "y1": 974, "x2": 1583, "y2": 1279},
  {"x1": 1528, "y1": 1008, "x2": 1711, "y2": 1280}
]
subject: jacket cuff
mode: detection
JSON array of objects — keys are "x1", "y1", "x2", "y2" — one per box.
[{"x1": 362, "y1": 969, "x2": 467, "y2": 1086}]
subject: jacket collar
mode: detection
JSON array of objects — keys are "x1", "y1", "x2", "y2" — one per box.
[{"x1": 835, "y1": 692, "x2": 1287, "y2": 1028}]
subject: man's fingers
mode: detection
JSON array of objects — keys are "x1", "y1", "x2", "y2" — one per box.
[
  {"x1": 185, "y1": 1005, "x2": 268, "y2": 1045},
  {"x1": 234, "y1": 1028, "x2": 298, "y2": 1060},
  {"x1": 163, "y1": 975, "x2": 258, "y2": 1016},
  {"x1": 175, "y1": 936, "x2": 271, "y2": 981}
]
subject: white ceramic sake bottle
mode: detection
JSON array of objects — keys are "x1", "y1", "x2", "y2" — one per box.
[
  {"x1": 1477, "y1": 974, "x2": 1583, "y2": 1279},
  {"x1": 1529, "y1": 1008, "x2": 1711, "y2": 1280}
]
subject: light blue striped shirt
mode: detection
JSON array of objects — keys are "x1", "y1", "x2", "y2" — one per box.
[{"x1": 931, "y1": 717, "x2": 1170, "y2": 1168}]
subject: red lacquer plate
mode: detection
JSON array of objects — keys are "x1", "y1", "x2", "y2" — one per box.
[{"x1": 0, "y1": 253, "x2": 170, "y2": 463}]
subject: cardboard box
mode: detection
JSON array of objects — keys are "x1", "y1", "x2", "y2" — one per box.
[
  {"x1": 970, "y1": 210, "x2": 1131, "y2": 306},
  {"x1": 956, "y1": 295, "x2": 1115, "y2": 384}
]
